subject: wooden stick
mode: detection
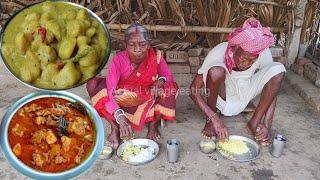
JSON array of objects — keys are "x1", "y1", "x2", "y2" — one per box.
[
  {"x1": 0, "y1": 2, "x2": 24, "y2": 9},
  {"x1": 309, "y1": 0, "x2": 320, "y2": 3},
  {"x1": 108, "y1": 24, "x2": 285, "y2": 33},
  {"x1": 240, "y1": 0, "x2": 287, "y2": 8}
]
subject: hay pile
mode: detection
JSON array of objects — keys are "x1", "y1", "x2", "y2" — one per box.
[{"x1": 304, "y1": 0, "x2": 320, "y2": 59}]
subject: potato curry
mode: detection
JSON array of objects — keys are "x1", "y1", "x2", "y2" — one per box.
[
  {"x1": 1, "y1": 1, "x2": 108, "y2": 89},
  {"x1": 8, "y1": 97, "x2": 96, "y2": 172}
]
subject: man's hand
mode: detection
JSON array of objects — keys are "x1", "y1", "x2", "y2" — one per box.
[
  {"x1": 211, "y1": 116, "x2": 228, "y2": 140},
  {"x1": 117, "y1": 115, "x2": 133, "y2": 140}
]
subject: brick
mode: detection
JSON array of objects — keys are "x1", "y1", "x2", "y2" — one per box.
[
  {"x1": 199, "y1": 56, "x2": 205, "y2": 65},
  {"x1": 304, "y1": 63, "x2": 320, "y2": 83},
  {"x1": 291, "y1": 83, "x2": 302, "y2": 94},
  {"x1": 173, "y1": 74, "x2": 195, "y2": 87},
  {"x1": 316, "y1": 51, "x2": 320, "y2": 59},
  {"x1": 300, "y1": 88, "x2": 318, "y2": 101},
  {"x1": 188, "y1": 57, "x2": 200, "y2": 67},
  {"x1": 308, "y1": 96, "x2": 320, "y2": 112},
  {"x1": 291, "y1": 63, "x2": 304, "y2": 75},
  {"x1": 269, "y1": 46, "x2": 284, "y2": 58},
  {"x1": 296, "y1": 57, "x2": 311, "y2": 67},
  {"x1": 188, "y1": 48, "x2": 203, "y2": 57},
  {"x1": 203, "y1": 48, "x2": 211, "y2": 56},
  {"x1": 315, "y1": 80, "x2": 320, "y2": 88},
  {"x1": 274, "y1": 56, "x2": 286, "y2": 65},
  {"x1": 290, "y1": 79, "x2": 311, "y2": 95},
  {"x1": 191, "y1": 66, "x2": 200, "y2": 74},
  {"x1": 168, "y1": 64, "x2": 190, "y2": 74},
  {"x1": 166, "y1": 51, "x2": 189, "y2": 63}
]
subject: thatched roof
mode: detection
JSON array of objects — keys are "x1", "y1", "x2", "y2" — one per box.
[{"x1": 0, "y1": 0, "x2": 317, "y2": 50}]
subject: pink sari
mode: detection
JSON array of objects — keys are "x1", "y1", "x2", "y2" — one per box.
[{"x1": 87, "y1": 48, "x2": 179, "y2": 131}]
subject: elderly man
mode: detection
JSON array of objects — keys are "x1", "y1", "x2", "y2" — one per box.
[{"x1": 190, "y1": 18, "x2": 286, "y2": 145}]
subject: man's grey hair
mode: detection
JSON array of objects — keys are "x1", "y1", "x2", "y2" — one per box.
[{"x1": 125, "y1": 23, "x2": 149, "y2": 42}]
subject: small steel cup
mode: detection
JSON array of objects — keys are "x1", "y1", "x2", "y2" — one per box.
[
  {"x1": 166, "y1": 139, "x2": 180, "y2": 163},
  {"x1": 270, "y1": 134, "x2": 286, "y2": 157}
]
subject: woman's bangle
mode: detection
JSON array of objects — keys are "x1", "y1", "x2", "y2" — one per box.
[
  {"x1": 158, "y1": 76, "x2": 166, "y2": 83},
  {"x1": 114, "y1": 109, "x2": 125, "y2": 118},
  {"x1": 115, "y1": 113, "x2": 127, "y2": 124}
]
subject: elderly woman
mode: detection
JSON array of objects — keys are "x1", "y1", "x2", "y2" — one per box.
[
  {"x1": 86, "y1": 23, "x2": 179, "y2": 148},
  {"x1": 190, "y1": 18, "x2": 286, "y2": 145}
]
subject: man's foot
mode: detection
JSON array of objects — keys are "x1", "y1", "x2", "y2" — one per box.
[
  {"x1": 105, "y1": 128, "x2": 120, "y2": 149},
  {"x1": 243, "y1": 101, "x2": 256, "y2": 113},
  {"x1": 201, "y1": 120, "x2": 216, "y2": 140},
  {"x1": 147, "y1": 121, "x2": 161, "y2": 142},
  {"x1": 246, "y1": 121, "x2": 256, "y2": 135},
  {"x1": 246, "y1": 122, "x2": 270, "y2": 146}
]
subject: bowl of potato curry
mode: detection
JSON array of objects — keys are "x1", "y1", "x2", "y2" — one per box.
[
  {"x1": 0, "y1": 91, "x2": 105, "y2": 179},
  {"x1": 0, "y1": 1, "x2": 111, "y2": 90}
]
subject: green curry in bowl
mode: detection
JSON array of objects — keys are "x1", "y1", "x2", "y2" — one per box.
[{"x1": 1, "y1": 1, "x2": 110, "y2": 90}]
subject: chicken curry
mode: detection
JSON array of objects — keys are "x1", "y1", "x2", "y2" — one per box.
[{"x1": 8, "y1": 97, "x2": 96, "y2": 172}]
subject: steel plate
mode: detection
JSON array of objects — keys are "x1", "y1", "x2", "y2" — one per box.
[{"x1": 216, "y1": 135, "x2": 260, "y2": 162}]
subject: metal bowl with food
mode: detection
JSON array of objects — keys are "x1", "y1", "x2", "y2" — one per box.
[
  {"x1": 98, "y1": 145, "x2": 113, "y2": 160},
  {"x1": 0, "y1": 0, "x2": 111, "y2": 90},
  {"x1": 0, "y1": 91, "x2": 105, "y2": 179},
  {"x1": 116, "y1": 138, "x2": 159, "y2": 166},
  {"x1": 199, "y1": 139, "x2": 216, "y2": 154}
]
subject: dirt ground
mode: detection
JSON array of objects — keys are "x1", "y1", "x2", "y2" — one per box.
[{"x1": 0, "y1": 60, "x2": 320, "y2": 180}]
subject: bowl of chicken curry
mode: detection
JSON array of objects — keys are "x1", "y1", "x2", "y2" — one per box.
[
  {"x1": 0, "y1": 0, "x2": 111, "y2": 90},
  {"x1": 0, "y1": 91, "x2": 105, "y2": 179}
]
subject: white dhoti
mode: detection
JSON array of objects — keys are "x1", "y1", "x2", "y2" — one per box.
[{"x1": 198, "y1": 42, "x2": 286, "y2": 116}]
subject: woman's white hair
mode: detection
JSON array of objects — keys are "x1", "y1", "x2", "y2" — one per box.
[{"x1": 125, "y1": 23, "x2": 149, "y2": 42}]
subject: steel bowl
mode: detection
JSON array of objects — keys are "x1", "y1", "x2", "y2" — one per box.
[
  {"x1": 116, "y1": 138, "x2": 159, "y2": 166},
  {"x1": 199, "y1": 140, "x2": 216, "y2": 154},
  {"x1": 0, "y1": 0, "x2": 111, "y2": 90},
  {"x1": 0, "y1": 91, "x2": 105, "y2": 179},
  {"x1": 216, "y1": 135, "x2": 261, "y2": 162},
  {"x1": 98, "y1": 145, "x2": 113, "y2": 160}
]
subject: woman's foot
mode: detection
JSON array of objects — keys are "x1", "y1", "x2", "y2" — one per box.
[
  {"x1": 201, "y1": 120, "x2": 216, "y2": 140},
  {"x1": 106, "y1": 126, "x2": 120, "y2": 149},
  {"x1": 147, "y1": 120, "x2": 161, "y2": 142}
]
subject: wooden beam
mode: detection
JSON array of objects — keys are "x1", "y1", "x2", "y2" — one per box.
[
  {"x1": 108, "y1": 24, "x2": 285, "y2": 33},
  {"x1": 240, "y1": 0, "x2": 287, "y2": 8}
]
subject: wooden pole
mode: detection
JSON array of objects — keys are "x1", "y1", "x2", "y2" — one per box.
[
  {"x1": 108, "y1": 24, "x2": 285, "y2": 33},
  {"x1": 240, "y1": 0, "x2": 287, "y2": 8},
  {"x1": 287, "y1": 0, "x2": 308, "y2": 66}
]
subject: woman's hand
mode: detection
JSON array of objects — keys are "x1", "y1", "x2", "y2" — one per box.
[
  {"x1": 114, "y1": 89, "x2": 125, "y2": 96},
  {"x1": 117, "y1": 115, "x2": 133, "y2": 140},
  {"x1": 151, "y1": 80, "x2": 165, "y2": 98}
]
